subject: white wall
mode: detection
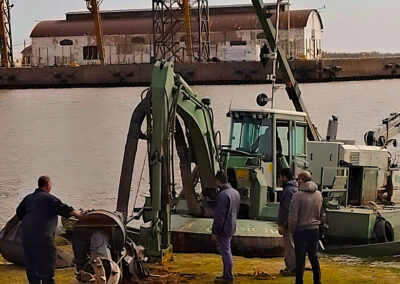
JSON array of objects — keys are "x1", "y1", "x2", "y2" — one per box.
[
  {"x1": 30, "y1": 12, "x2": 322, "y2": 66},
  {"x1": 303, "y1": 10, "x2": 323, "y2": 59},
  {"x1": 278, "y1": 28, "x2": 305, "y2": 59},
  {"x1": 31, "y1": 34, "x2": 152, "y2": 67}
]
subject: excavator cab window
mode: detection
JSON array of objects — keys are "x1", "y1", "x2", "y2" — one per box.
[
  {"x1": 230, "y1": 117, "x2": 272, "y2": 160},
  {"x1": 277, "y1": 123, "x2": 289, "y2": 156},
  {"x1": 293, "y1": 124, "x2": 306, "y2": 157}
]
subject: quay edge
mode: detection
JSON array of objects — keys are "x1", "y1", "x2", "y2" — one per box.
[{"x1": 0, "y1": 57, "x2": 400, "y2": 89}]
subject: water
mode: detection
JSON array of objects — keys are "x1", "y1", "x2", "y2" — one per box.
[{"x1": 1, "y1": 79, "x2": 400, "y2": 227}]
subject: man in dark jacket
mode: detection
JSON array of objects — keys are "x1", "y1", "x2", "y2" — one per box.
[
  {"x1": 277, "y1": 168, "x2": 297, "y2": 276},
  {"x1": 16, "y1": 176, "x2": 82, "y2": 284},
  {"x1": 289, "y1": 171, "x2": 324, "y2": 284},
  {"x1": 212, "y1": 171, "x2": 240, "y2": 283}
]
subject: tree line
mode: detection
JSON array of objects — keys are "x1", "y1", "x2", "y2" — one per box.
[{"x1": 322, "y1": 51, "x2": 400, "y2": 58}]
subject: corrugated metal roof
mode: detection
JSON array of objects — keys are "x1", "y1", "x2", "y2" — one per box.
[
  {"x1": 30, "y1": 9, "x2": 321, "y2": 38},
  {"x1": 270, "y1": 9, "x2": 324, "y2": 30},
  {"x1": 21, "y1": 45, "x2": 32, "y2": 55},
  {"x1": 31, "y1": 18, "x2": 153, "y2": 37}
]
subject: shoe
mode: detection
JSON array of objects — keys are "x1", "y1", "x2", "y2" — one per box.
[
  {"x1": 280, "y1": 269, "x2": 296, "y2": 276},
  {"x1": 214, "y1": 276, "x2": 233, "y2": 283}
]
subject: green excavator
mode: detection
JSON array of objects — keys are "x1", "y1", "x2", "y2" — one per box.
[
  {"x1": 120, "y1": 0, "x2": 400, "y2": 261},
  {"x1": 118, "y1": 0, "x2": 319, "y2": 259},
  {"x1": 2, "y1": 3, "x2": 399, "y2": 284}
]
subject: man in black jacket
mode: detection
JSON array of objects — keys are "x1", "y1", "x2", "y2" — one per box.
[
  {"x1": 16, "y1": 176, "x2": 82, "y2": 284},
  {"x1": 277, "y1": 168, "x2": 297, "y2": 276}
]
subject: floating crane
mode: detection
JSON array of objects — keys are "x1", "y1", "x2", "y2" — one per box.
[{"x1": 85, "y1": 0, "x2": 105, "y2": 66}]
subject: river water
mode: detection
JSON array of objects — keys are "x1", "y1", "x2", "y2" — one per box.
[{"x1": 1, "y1": 79, "x2": 400, "y2": 227}]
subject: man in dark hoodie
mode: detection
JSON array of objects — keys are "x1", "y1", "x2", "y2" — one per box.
[
  {"x1": 289, "y1": 171, "x2": 324, "y2": 284},
  {"x1": 212, "y1": 171, "x2": 240, "y2": 283},
  {"x1": 277, "y1": 168, "x2": 297, "y2": 276}
]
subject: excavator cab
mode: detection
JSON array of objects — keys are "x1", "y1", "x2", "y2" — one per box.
[{"x1": 222, "y1": 108, "x2": 308, "y2": 220}]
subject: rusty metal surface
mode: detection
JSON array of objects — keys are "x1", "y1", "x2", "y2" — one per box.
[
  {"x1": 1, "y1": 58, "x2": 400, "y2": 89},
  {"x1": 30, "y1": 19, "x2": 153, "y2": 37},
  {"x1": 30, "y1": 9, "x2": 317, "y2": 38},
  {"x1": 73, "y1": 210, "x2": 126, "y2": 253},
  {"x1": 171, "y1": 232, "x2": 283, "y2": 257},
  {"x1": 270, "y1": 10, "x2": 324, "y2": 30}
]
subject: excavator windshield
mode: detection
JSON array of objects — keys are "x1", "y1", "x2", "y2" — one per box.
[
  {"x1": 228, "y1": 113, "x2": 307, "y2": 167},
  {"x1": 230, "y1": 117, "x2": 273, "y2": 161}
]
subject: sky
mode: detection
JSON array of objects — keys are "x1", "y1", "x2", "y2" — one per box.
[{"x1": 9, "y1": 0, "x2": 400, "y2": 55}]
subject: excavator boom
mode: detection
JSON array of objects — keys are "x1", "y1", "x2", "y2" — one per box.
[
  {"x1": 117, "y1": 61, "x2": 220, "y2": 259},
  {"x1": 251, "y1": 0, "x2": 319, "y2": 141}
]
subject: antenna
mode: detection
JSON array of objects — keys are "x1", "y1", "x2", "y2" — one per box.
[
  {"x1": 270, "y1": 0, "x2": 282, "y2": 109},
  {"x1": 228, "y1": 95, "x2": 234, "y2": 112}
]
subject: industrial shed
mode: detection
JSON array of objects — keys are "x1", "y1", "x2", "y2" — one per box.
[{"x1": 28, "y1": 5, "x2": 323, "y2": 66}]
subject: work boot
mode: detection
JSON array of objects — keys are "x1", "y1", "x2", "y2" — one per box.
[
  {"x1": 214, "y1": 276, "x2": 233, "y2": 283},
  {"x1": 280, "y1": 268, "x2": 296, "y2": 276}
]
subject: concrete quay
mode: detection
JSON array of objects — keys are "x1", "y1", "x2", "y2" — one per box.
[{"x1": 0, "y1": 57, "x2": 399, "y2": 89}]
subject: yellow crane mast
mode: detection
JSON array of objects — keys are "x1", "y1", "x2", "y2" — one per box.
[
  {"x1": 181, "y1": 0, "x2": 193, "y2": 62},
  {"x1": 85, "y1": 0, "x2": 105, "y2": 66},
  {"x1": 0, "y1": 0, "x2": 12, "y2": 68}
]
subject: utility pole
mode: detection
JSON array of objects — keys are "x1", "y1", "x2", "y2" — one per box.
[
  {"x1": 85, "y1": 0, "x2": 105, "y2": 66},
  {"x1": 0, "y1": 0, "x2": 13, "y2": 67}
]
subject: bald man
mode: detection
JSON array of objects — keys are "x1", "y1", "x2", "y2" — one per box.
[{"x1": 16, "y1": 176, "x2": 82, "y2": 284}]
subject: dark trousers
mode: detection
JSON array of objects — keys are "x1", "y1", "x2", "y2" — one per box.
[
  {"x1": 216, "y1": 235, "x2": 234, "y2": 280},
  {"x1": 293, "y1": 229, "x2": 321, "y2": 284},
  {"x1": 22, "y1": 236, "x2": 56, "y2": 284}
]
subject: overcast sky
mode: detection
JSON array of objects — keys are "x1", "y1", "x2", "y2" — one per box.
[{"x1": 10, "y1": 0, "x2": 400, "y2": 54}]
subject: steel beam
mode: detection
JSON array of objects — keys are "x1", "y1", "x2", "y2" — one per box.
[
  {"x1": 152, "y1": 0, "x2": 210, "y2": 63},
  {"x1": 0, "y1": 0, "x2": 13, "y2": 67},
  {"x1": 252, "y1": 0, "x2": 319, "y2": 141},
  {"x1": 86, "y1": 0, "x2": 105, "y2": 65}
]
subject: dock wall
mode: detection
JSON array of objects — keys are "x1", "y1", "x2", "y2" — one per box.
[{"x1": 1, "y1": 57, "x2": 399, "y2": 89}]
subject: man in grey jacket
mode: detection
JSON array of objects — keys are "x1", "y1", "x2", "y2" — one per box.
[
  {"x1": 277, "y1": 168, "x2": 297, "y2": 276},
  {"x1": 289, "y1": 171, "x2": 324, "y2": 284},
  {"x1": 212, "y1": 171, "x2": 240, "y2": 283}
]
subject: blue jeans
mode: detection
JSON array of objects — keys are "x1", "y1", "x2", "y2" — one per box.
[
  {"x1": 217, "y1": 235, "x2": 233, "y2": 280},
  {"x1": 293, "y1": 229, "x2": 321, "y2": 284}
]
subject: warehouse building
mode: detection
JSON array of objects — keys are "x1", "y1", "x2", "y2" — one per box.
[{"x1": 27, "y1": 5, "x2": 323, "y2": 67}]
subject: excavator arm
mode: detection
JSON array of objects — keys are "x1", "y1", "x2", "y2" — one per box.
[
  {"x1": 116, "y1": 61, "x2": 220, "y2": 259},
  {"x1": 251, "y1": 0, "x2": 319, "y2": 141},
  {"x1": 364, "y1": 112, "x2": 400, "y2": 147}
]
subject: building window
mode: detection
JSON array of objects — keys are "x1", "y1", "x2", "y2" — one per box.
[
  {"x1": 60, "y1": 39, "x2": 73, "y2": 46},
  {"x1": 256, "y1": 33, "x2": 266, "y2": 40},
  {"x1": 131, "y1": 37, "x2": 145, "y2": 44},
  {"x1": 83, "y1": 46, "x2": 98, "y2": 60},
  {"x1": 230, "y1": 40, "x2": 247, "y2": 46}
]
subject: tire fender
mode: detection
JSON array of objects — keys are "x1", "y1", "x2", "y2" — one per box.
[{"x1": 374, "y1": 217, "x2": 394, "y2": 243}]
